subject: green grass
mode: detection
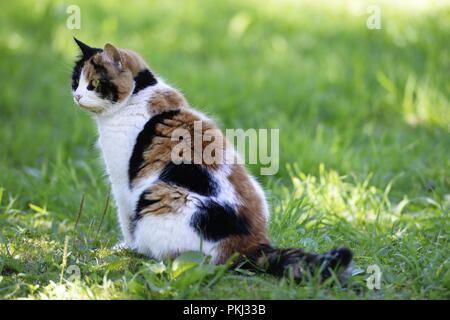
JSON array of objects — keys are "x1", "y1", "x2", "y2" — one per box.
[{"x1": 0, "y1": 0, "x2": 449, "y2": 299}]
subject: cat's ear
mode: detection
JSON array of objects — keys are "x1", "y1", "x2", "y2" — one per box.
[
  {"x1": 74, "y1": 37, "x2": 98, "y2": 58},
  {"x1": 104, "y1": 43, "x2": 122, "y2": 68}
]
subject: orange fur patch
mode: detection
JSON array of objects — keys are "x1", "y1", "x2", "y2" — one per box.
[
  {"x1": 148, "y1": 90, "x2": 187, "y2": 114},
  {"x1": 119, "y1": 48, "x2": 149, "y2": 77},
  {"x1": 216, "y1": 164, "x2": 270, "y2": 263},
  {"x1": 137, "y1": 182, "x2": 188, "y2": 216},
  {"x1": 81, "y1": 47, "x2": 151, "y2": 102},
  {"x1": 135, "y1": 109, "x2": 225, "y2": 184},
  {"x1": 82, "y1": 53, "x2": 134, "y2": 102}
]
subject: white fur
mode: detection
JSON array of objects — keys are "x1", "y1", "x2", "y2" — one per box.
[
  {"x1": 249, "y1": 175, "x2": 270, "y2": 222},
  {"x1": 134, "y1": 200, "x2": 218, "y2": 259},
  {"x1": 74, "y1": 73, "x2": 110, "y2": 113}
]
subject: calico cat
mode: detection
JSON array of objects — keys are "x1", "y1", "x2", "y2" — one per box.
[{"x1": 71, "y1": 38, "x2": 353, "y2": 282}]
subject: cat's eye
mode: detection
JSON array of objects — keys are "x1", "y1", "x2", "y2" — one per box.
[{"x1": 90, "y1": 79, "x2": 100, "y2": 88}]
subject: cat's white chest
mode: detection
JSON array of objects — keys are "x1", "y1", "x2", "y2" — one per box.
[
  {"x1": 96, "y1": 111, "x2": 149, "y2": 245},
  {"x1": 97, "y1": 119, "x2": 139, "y2": 184}
]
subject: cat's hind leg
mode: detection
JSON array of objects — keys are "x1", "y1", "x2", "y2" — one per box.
[{"x1": 132, "y1": 182, "x2": 217, "y2": 259}]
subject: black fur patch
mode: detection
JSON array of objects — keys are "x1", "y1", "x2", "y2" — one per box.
[
  {"x1": 133, "y1": 69, "x2": 157, "y2": 94},
  {"x1": 71, "y1": 48, "x2": 102, "y2": 91},
  {"x1": 128, "y1": 110, "x2": 180, "y2": 186},
  {"x1": 90, "y1": 60, "x2": 119, "y2": 102},
  {"x1": 159, "y1": 162, "x2": 219, "y2": 196},
  {"x1": 237, "y1": 245, "x2": 353, "y2": 282},
  {"x1": 72, "y1": 37, "x2": 103, "y2": 91},
  {"x1": 190, "y1": 200, "x2": 250, "y2": 242}
]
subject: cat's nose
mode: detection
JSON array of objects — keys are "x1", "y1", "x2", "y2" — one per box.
[{"x1": 74, "y1": 94, "x2": 82, "y2": 102}]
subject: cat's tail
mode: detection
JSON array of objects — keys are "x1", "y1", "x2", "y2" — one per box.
[{"x1": 235, "y1": 244, "x2": 353, "y2": 283}]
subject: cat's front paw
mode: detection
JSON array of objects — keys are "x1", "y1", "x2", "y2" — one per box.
[{"x1": 112, "y1": 241, "x2": 134, "y2": 251}]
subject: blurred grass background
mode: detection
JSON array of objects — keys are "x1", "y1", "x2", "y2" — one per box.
[{"x1": 0, "y1": 0, "x2": 449, "y2": 299}]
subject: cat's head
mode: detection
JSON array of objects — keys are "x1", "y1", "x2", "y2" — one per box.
[{"x1": 71, "y1": 38, "x2": 157, "y2": 114}]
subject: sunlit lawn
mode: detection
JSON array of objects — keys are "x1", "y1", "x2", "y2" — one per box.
[{"x1": 0, "y1": 0, "x2": 449, "y2": 299}]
